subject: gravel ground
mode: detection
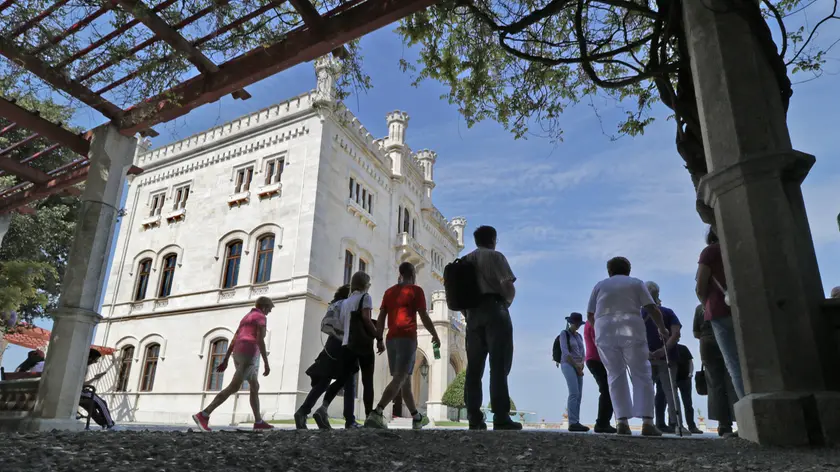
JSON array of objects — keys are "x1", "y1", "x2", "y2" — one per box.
[{"x1": 2, "y1": 430, "x2": 839, "y2": 471}]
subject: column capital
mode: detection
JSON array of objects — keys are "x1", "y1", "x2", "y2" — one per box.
[
  {"x1": 698, "y1": 150, "x2": 814, "y2": 208},
  {"x1": 51, "y1": 307, "x2": 102, "y2": 326}
]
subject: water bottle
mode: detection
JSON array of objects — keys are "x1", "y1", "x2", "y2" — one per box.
[{"x1": 433, "y1": 341, "x2": 441, "y2": 360}]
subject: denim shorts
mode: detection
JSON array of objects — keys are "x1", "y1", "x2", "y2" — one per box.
[{"x1": 386, "y1": 337, "x2": 417, "y2": 376}]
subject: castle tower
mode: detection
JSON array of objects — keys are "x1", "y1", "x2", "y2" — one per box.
[
  {"x1": 450, "y1": 217, "x2": 466, "y2": 249},
  {"x1": 385, "y1": 111, "x2": 409, "y2": 147},
  {"x1": 415, "y1": 149, "x2": 437, "y2": 199},
  {"x1": 384, "y1": 111, "x2": 409, "y2": 175},
  {"x1": 314, "y1": 55, "x2": 341, "y2": 104}
]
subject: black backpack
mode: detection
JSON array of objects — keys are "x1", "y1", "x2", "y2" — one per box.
[
  {"x1": 443, "y1": 257, "x2": 482, "y2": 311},
  {"x1": 552, "y1": 331, "x2": 571, "y2": 363}
]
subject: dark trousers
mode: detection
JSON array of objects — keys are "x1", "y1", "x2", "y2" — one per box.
[
  {"x1": 585, "y1": 359, "x2": 614, "y2": 427},
  {"x1": 79, "y1": 391, "x2": 114, "y2": 429},
  {"x1": 677, "y1": 377, "x2": 696, "y2": 429},
  {"x1": 699, "y1": 335, "x2": 737, "y2": 428},
  {"x1": 342, "y1": 351, "x2": 375, "y2": 423},
  {"x1": 300, "y1": 375, "x2": 347, "y2": 415},
  {"x1": 464, "y1": 296, "x2": 514, "y2": 424}
]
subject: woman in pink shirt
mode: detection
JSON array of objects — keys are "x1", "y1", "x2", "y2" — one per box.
[
  {"x1": 193, "y1": 296, "x2": 275, "y2": 432},
  {"x1": 584, "y1": 319, "x2": 616, "y2": 433}
]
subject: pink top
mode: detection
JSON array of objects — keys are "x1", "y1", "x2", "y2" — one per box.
[
  {"x1": 584, "y1": 321, "x2": 599, "y2": 362},
  {"x1": 233, "y1": 308, "x2": 267, "y2": 357}
]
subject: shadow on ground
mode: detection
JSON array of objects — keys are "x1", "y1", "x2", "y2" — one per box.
[{"x1": 1, "y1": 430, "x2": 839, "y2": 471}]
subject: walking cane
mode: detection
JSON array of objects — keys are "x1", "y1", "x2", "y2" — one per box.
[{"x1": 661, "y1": 345, "x2": 684, "y2": 438}]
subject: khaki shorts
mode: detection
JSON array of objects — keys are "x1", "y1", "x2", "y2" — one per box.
[{"x1": 233, "y1": 353, "x2": 259, "y2": 382}]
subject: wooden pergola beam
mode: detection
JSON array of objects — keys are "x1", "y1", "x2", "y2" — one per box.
[
  {"x1": 0, "y1": 97, "x2": 90, "y2": 156},
  {"x1": 0, "y1": 157, "x2": 52, "y2": 184},
  {"x1": 113, "y1": 0, "x2": 250, "y2": 100},
  {"x1": 118, "y1": 0, "x2": 440, "y2": 134},
  {"x1": 0, "y1": 165, "x2": 91, "y2": 215},
  {"x1": 0, "y1": 36, "x2": 125, "y2": 121},
  {"x1": 288, "y1": 0, "x2": 349, "y2": 58}
]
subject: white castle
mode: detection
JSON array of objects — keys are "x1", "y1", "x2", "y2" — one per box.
[{"x1": 92, "y1": 56, "x2": 468, "y2": 425}]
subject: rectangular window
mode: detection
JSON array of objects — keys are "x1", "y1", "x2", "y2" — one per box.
[
  {"x1": 359, "y1": 258, "x2": 367, "y2": 274},
  {"x1": 361, "y1": 189, "x2": 367, "y2": 210},
  {"x1": 412, "y1": 218, "x2": 417, "y2": 238},
  {"x1": 397, "y1": 206, "x2": 402, "y2": 235},
  {"x1": 150, "y1": 193, "x2": 165, "y2": 217},
  {"x1": 343, "y1": 250, "x2": 354, "y2": 285},
  {"x1": 368, "y1": 194, "x2": 373, "y2": 214},
  {"x1": 349, "y1": 178, "x2": 355, "y2": 199},
  {"x1": 355, "y1": 183, "x2": 360, "y2": 203},
  {"x1": 235, "y1": 167, "x2": 254, "y2": 193},
  {"x1": 173, "y1": 185, "x2": 190, "y2": 210},
  {"x1": 265, "y1": 158, "x2": 284, "y2": 185}
]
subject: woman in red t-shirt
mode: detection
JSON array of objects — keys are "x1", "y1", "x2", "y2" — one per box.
[{"x1": 695, "y1": 227, "x2": 744, "y2": 400}]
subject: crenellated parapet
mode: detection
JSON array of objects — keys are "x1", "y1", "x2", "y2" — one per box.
[{"x1": 136, "y1": 91, "x2": 317, "y2": 170}]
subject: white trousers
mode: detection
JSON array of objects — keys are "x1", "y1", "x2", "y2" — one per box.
[{"x1": 595, "y1": 314, "x2": 654, "y2": 420}]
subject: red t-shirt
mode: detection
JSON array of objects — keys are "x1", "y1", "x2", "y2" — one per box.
[
  {"x1": 381, "y1": 284, "x2": 426, "y2": 340},
  {"x1": 233, "y1": 308, "x2": 267, "y2": 357},
  {"x1": 699, "y1": 243, "x2": 731, "y2": 321}
]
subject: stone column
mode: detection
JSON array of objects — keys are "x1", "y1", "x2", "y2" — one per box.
[
  {"x1": 0, "y1": 213, "x2": 11, "y2": 247},
  {"x1": 25, "y1": 124, "x2": 136, "y2": 431},
  {"x1": 683, "y1": 0, "x2": 840, "y2": 446},
  {"x1": 424, "y1": 291, "x2": 451, "y2": 421}
]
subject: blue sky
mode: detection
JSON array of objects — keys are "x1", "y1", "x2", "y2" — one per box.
[{"x1": 4, "y1": 16, "x2": 840, "y2": 425}]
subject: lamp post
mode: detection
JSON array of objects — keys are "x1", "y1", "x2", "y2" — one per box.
[{"x1": 420, "y1": 360, "x2": 429, "y2": 379}]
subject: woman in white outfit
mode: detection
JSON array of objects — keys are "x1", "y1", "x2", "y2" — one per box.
[{"x1": 587, "y1": 257, "x2": 668, "y2": 436}]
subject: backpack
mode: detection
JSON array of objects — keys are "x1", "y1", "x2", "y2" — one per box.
[
  {"x1": 552, "y1": 331, "x2": 571, "y2": 363},
  {"x1": 443, "y1": 257, "x2": 482, "y2": 311},
  {"x1": 320, "y1": 300, "x2": 344, "y2": 340}
]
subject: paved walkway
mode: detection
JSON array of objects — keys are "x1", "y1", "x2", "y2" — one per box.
[{"x1": 3, "y1": 428, "x2": 838, "y2": 471}]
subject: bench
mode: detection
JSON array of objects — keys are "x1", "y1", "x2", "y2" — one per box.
[{"x1": 0, "y1": 368, "x2": 95, "y2": 431}]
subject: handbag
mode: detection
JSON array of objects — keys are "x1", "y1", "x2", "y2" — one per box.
[
  {"x1": 347, "y1": 294, "x2": 374, "y2": 355},
  {"x1": 695, "y1": 364, "x2": 708, "y2": 396}
]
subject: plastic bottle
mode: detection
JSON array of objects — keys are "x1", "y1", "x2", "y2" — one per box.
[{"x1": 433, "y1": 342, "x2": 441, "y2": 360}]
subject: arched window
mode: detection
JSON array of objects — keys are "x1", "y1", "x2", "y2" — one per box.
[
  {"x1": 403, "y1": 208, "x2": 410, "y2": 233},
  {"x1": 115, "y1": 346, "x2": 135, "y2": 392},
  {"x1": 205, "y1": 339, "x2": 228, "y2": 391},
  {"x1": 134, "y1": 259, "x2": 152, "y2": 301},
  {"x1": 158, "y1": 254, "x2": 177, "y2": 297},
  {"x1": 222, "y1": 240, "x2": 243, "y2": 288},
  {"x1": 253, "y1": 234, "x2": 274, "y2": 284},
  {"x1": 140, "y1": 343, "x2": 160, "y2": 392}
]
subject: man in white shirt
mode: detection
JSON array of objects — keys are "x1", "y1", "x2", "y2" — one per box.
[{"x1": 587, "y1": 257, "x2": 668, "y2": 436}]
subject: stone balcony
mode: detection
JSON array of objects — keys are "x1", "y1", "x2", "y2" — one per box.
[
  {"x1": 346, "y1": 198, "x2": 376, "y2": 228},
  {"x1": 394, "y1": 232, "x2": 426, "y2": 267}
]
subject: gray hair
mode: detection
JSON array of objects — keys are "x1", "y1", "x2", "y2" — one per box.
[
  {"x1": 645, "y1": 281, "x2": 661, "y2": 304},
  {"x1": 831, "y1": 286, "x2": 840, "y2": 299}
]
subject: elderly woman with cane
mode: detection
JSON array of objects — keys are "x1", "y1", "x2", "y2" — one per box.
[{"x1": 587, "y1": 257, "x2": 668, "y2": 436}]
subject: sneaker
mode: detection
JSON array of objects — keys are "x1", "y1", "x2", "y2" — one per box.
[
  {"x1": 641, "y1": 423, "x2": 663, "y2": 437},
  {"x1": 191, "y1": 412, "x2": 211, "y2": 432},
  {"x1": 689, "y1": 426, "x2": 703, "y2": 435},
  {"x1": 469, "y1": 420, "x2": 488, "y2": 430},
  {"x1": 493, "y1": 419, "x2": 523, "y2": 431},
  {"x1": 253, "y1": 421, "x2": 275, "y2": 431},
  {"x1": 313, "y1": 407, "x2": 332, "y2": 430},
  {"x1": 345, "y1": 421, "x2": 362, "y2": 429},
  {"x1": 616, "y1": 422, "x2": 632, "y2": 435},
  {"x1": 468, "y1": 412, "x2": 487, "y2": 430},
  {"x1": 593, "y1": 424, "x2": 617, "y2": 434},
  {"x1": 293, "y1": 410, "x2": 308, "y2": 430},
  {"x1": 412, "y1": 413, "x2": 430, "y2": 430},
  {"x1": 657, "y1": 424, "x2": 675, "y2": 434},
  {"x1": 364, "y1": 410, "x2": 388, "y2": 429},
  {"x1": 568, "y1": 422, "x2": 590, "y2": 432}
]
